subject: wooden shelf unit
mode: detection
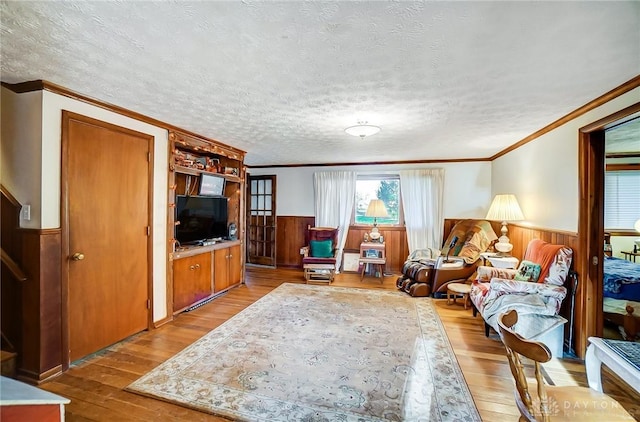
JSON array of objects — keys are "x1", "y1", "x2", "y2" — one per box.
[{"x1": 167, "y1": 131, "x2": 246, "y2": 314}]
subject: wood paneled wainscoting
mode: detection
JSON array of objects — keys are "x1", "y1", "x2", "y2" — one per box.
[
  {"x1": 275, "y1": 216, "x2": 409, "y2": 273},
  {"x1": 276, "y1": 216, "x2": 579, "y2": 276},
  {"x1": 1, "y1": 185, "x2": 64, "y2": 383}
]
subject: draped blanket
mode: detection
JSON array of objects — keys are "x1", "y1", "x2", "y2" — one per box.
[{"x1": 476, "y1": 278, "x2": 567, "y2": 332}]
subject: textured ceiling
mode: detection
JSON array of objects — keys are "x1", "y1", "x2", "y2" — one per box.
[{"x1": 1, "y1": 1, "x2": 639, "y2": 166}]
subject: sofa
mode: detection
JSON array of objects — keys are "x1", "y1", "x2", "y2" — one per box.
[{"x1": 470, "y1": 239, "x2": 573, "y2": 336}]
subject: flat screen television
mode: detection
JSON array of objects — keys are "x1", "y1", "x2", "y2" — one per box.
[
  {"x1": 199, "y1": 173, "x2": 225, "y2": 196},
  {"x1": 175, "y1": 195, "x2": 228, "y2": 244}
]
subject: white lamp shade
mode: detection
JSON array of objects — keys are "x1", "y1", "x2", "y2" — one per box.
[
  {"x1": 486, "y1": 194, "x2": 525, "y2": 222},
  {"x1": 635, "y1": 219, "x2": 640, "y2": 233},
  {"x1": 365, "y1": 199, "x2": 389, "y2": 218}
]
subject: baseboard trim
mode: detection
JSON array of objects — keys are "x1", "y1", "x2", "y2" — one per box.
[{"x1": 17, "y1": 364, "x2": 63, "y2": 385}]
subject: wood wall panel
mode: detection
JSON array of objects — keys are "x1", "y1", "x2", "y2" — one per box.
[
  {"x1": 19, "y1": 229, "x2": 63, "y2": 383},
  {"x1": 275, "y1": 218, "x2": 410, "y2": 273},
  {"x1": 276, "y1": 216, "x2": 314, "y2": 268},
  {"x1": 344, "y1": 227, "x2": 409, "y2": 273}
]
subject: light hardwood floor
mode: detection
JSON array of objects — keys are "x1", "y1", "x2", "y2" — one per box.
[{"x1": 39, "y1": 267, "x2": 639, "y2": 421}]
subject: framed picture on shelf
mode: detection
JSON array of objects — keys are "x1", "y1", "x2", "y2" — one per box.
[{"x1": 366, "y1": 249, "x2": 380, "y2": 258}]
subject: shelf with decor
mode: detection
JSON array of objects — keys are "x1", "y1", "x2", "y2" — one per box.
[
  {"x1": 167, "y1": 130, "x2": 246, "y2": 314},
  {"x1": 173, "y1": 165, "x2": 242, "y2": 184}
]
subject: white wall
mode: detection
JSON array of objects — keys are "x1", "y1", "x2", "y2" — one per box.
[
  {"x1": 248, "y1": 161, "x2": 493, "y2": 219},
  {"x1": 492, "y1": 87, "x2": 640, "y2": 233},
  {"x1": 1, "y1": 87, "x2": 170, "y2": 323},
  {"x1": 1, "y1": 88, "x2": 43, "y2": 228},
  {"x1": 611, "y1": 236, "x2": 638, "y2": 259}
]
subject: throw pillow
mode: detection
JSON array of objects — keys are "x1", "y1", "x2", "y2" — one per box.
[
  {"x1": 514, "y1": 260, "x2": 542, "y2": 282},
  {"x1": 310, "y1": 239, "x2": 333, "y2": 258}
]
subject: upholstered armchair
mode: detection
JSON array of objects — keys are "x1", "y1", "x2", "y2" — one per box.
[
  {"x1": 397, "y1": 219, "x2": 498, "y2": 297},
  {"x1": 301, "y1": 226, "x2": 339, "y2": 283},
  {"x1": 470, "y1": 239, "x2": 573, "y2": 336}
]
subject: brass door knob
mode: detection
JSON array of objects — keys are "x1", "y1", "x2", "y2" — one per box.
[{"x1": 71, "y1": 253, "x2": 85, "y2": 261}]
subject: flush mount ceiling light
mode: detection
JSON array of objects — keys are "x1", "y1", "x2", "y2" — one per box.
[{"x1": 344, "y1": 121, "x2": 381, "y2": 138}]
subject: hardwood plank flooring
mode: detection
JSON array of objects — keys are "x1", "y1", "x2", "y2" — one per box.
[{"x1": 39, "y1": 267, "x2": 639, "y2": 421}]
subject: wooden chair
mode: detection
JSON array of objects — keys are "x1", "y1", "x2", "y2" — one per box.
[{"x1": 497, "y1": 310, "x2": 635, "y2": 421}]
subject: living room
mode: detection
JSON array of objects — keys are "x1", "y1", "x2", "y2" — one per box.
[{"x1": 1, "y1": 2, "x2": 639, "y2": 420}]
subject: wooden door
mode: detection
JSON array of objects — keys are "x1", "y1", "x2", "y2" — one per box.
[
  {"x1": 63, "y1": 112, "x2": 152, "y2": 363},
  {"x1": 214, "y1": 248, "x2": 229, "y2": 292},
  {"x1": 173, "y1": 253, "x2": 212, "y2": 313},
  {"x1": 246, "y1": 175, "x2": 276, "y2": 266}
]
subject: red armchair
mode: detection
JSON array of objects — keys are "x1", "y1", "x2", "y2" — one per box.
[{"x1": 301, "y1": 226, "x2": 339, "y2": 283}]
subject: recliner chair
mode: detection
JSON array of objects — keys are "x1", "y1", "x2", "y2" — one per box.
[{"x1": 396, "y1": 219, "x2": 498, "y2": 297}]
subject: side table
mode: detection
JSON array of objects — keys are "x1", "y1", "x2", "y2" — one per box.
[
  {"x1": 479, "y1": 252, "x2": 519, "y2": 269},
  {"x1": 586, "y1": 337, "x2": 640, "y2": 394},
  {"x1": 359, "y1": 242, "x2": 386, "y2": 282}
]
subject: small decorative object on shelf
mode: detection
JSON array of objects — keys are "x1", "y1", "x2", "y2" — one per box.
[
  {"x1": 223, "y1": 167, "x2": 239, "y2": 176},
  {"x1": 363, "y1": 233, "x2": 369, "y2": 242},
  {"x1": 206, "y1": 157, "x2": 220, "y2": 173},
  {"x1": 366, "y1": 249, "x2": 380, "y2": 258}
]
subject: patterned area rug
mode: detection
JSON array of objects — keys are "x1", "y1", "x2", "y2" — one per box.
[{"x1": 127, "y1": 284, "x2": 480, "y2": 421}]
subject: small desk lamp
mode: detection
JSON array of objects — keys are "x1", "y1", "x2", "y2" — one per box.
[
  {"x1": 486, "y1": 194, "x2": 525, "y2": 256},
  {"x1": 365, "y1": 199, "x2": 388, "y2": 242}
]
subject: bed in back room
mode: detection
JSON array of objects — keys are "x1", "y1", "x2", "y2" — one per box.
[{"x1": 603, "y1": 256, "x2": 640, "y2": 341}]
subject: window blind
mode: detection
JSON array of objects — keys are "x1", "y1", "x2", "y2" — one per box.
[{"x1": 604, "y1": 171, "x2": 640, "y2": 229}]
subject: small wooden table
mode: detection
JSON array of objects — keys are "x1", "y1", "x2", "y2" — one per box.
[
  {"x1": 447, "y1": 283, "x2": 471, "y2": 309},
  {"x1": 303, "y1": 263, "x2": 335, "y2": 283},
  {"x1": 621, "y1": 250, "x2": 640, "y2": 262},
  {"x1": 359, "y1": 242, "x2": 386, "y2": 282},
  {"x1": 586, "y1": 337, "x2": 640, "y2": 394}
]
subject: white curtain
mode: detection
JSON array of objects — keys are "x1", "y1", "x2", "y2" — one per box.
[
  {"x1": 399, "y1": 169, "x2": 445, "y2": 253},
  {"x1": 313, "y1": 171, "x2": 357, "y2": 272}
]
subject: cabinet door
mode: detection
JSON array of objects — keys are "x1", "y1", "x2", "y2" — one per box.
[
  {"x1": 173, "y1": 253, "x2": 212, "y2": 312},
  {"x1": 214, "y1": 248, "x2": 230, "y2": 292},
  {"x1": 228, "y1": 244, "x2": 242, "y2": 287}
]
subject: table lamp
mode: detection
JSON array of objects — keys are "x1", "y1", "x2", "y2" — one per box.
[
  {"x1": 634, "y1": 219, "x2": 640, "y2": 253},
  {"x1": 365, "y1": 199, "x2": 388, "y2": 242},
  {"x1": 486, "y1": 194, "x2": 525, "y2": 256}
]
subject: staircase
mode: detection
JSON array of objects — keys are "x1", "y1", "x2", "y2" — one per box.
[
  {"x1": 1, "y1": 185, "x2": 27, "y2": 381},
  {"x1": 0, "y1": 351, "x2": 16, "y2": 378}
]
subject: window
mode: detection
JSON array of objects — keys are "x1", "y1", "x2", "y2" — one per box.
[
  {"x1": 604, "y1": 170, "x2": 640, "y2": 230},
  {"x1": 354, "y1": 175, "x2": 402, "y2": 225}
]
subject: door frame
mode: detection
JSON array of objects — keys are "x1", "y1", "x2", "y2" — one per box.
[
  {"x1": 246, "y1": 174, "x2": 277, "y2": 267},
  {"x1": 60, "y1": 111, "x2": 154, "y2": 368},
  {"x1": 577, "y1": 101, "x2": 640, "y2": 356}
]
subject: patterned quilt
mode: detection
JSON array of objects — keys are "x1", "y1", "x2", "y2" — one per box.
[{"x1": 603, "y1": 256, "x2": 640, "y2": 295}]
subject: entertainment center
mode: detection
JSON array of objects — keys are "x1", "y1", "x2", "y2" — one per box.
[{"x1": 168, "y1": 131, "x2": 246, "y2": 314}]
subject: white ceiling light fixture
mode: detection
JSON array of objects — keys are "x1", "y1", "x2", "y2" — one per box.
[{"x1": 344, "y1": 121, "x2": 381, "y2": 138}]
